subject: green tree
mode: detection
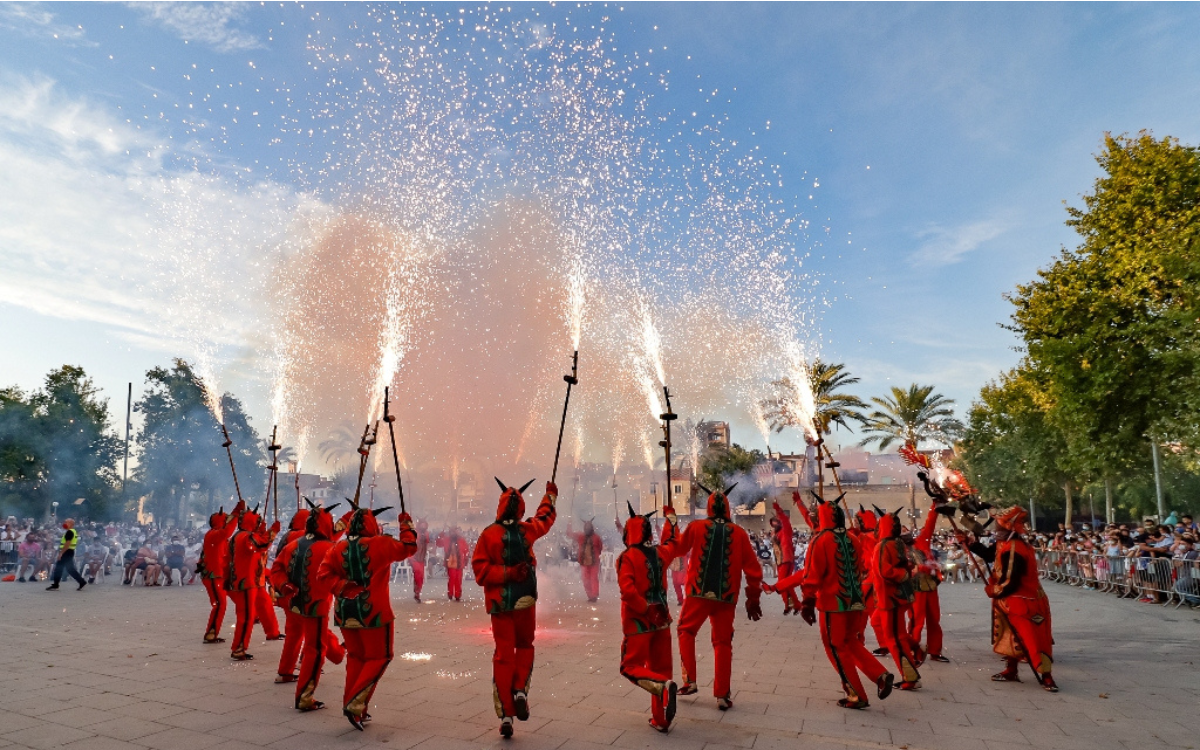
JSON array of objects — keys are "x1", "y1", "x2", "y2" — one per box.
[
  {"x1": 0, "y1": 387, "x2": 46, "y2": 518},
  {"x1": 135, "y1": 359, "x2": 261, "y2": 524},
  {"x1": 857, "y1": 384, "x2": 963, "y2": 452},
  {"x1": 698, "y1": 442, "x2": 764, "y2": 506},
  {"x1": 762, "y1": 360, "x2": 868, "y2": 438}
]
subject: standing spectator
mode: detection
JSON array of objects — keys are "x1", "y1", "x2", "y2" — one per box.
[{"x1": 46, "y1": 518, "x2": 87, "y2": 591}]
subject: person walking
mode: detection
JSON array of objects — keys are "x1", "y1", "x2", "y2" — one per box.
[{"x1": 46, "y1": 518, "x2": 87, "y2": 591}]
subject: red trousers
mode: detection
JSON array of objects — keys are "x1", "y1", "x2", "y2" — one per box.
[
  {"x1": 412, "y1": 562, "x2": 425, "y2": 598},
  {"x1": 912, "y1": 589, "x2": 943, "y2": 656},
  {"x1": 819, "y1": 610, "x2": 887, "y2": 702},
  {"x1": 254, "y1": 586, "x2": 280, "y2": 638},
  {"x1": 228, "y1": 588, "x2": 256, "y2": 655},
  {"x1": 447, "y1": 568, "x2": 463, "y2": 600},
  {"x1": 620, "y1": 628, "x2": 673, "y2": 724},
  {"x1": 671, "y1": 572, "x2": 686, "y2": 605},
  {"x1": 677, "y1": 598, "x2": 735, "y2": 698},
  {"x1": 296, "y1": 615, "x2": 345, "y2": 709},
  {"x1": 777, "y1": 561, "x2": 801, "y2": 610},
  {"x1": 996, "y1": 597, "x2": 1053, "y2": 675},
  {"x1": 202, "y1": 577, "x2": 227, "y2": 641},
  {"x1": 581, "y1": 564, "x2": 600, "y2": 600},
  {"x1": 490, "y1": 607, "x2": 536, "y2": 718},
  {"x1": 340, "y1": 624, "x2": 394, "y2": 718},
  {"x1": 278, "y1": 611, "x2": 305, "y2": 677},
  {"x1": 871, "y1": 606, "x2": 921, "y2": 683}
]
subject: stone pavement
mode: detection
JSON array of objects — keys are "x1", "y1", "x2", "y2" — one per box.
[{"x1": 0, "y1": 567, "x2": 1196, "y2": 750}]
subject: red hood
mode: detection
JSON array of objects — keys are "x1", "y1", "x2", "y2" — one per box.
[
  {"x1": 496, "y1": 489, "x2": 526, "y2": 521},
  {"x1": 346, "y1": 508, "x2": 381, "y2": 537},
  {"x1": 878, "y1": 511, "x2": 902, "y2": 539},
  {"x1": 306, "y1": 508, "x2": 337, "y2": 539},
  {"x1": 289, "y1": 510, "x2": 310, "y2": 532},
  {"x1": 706, "y1": 492, "x2": 731, "y2": 520},
  {"x1": 238, "y1": 509, "x2": 261, "y2": 531},
  {"x1": 856, "y1": 507, "x2": 877, "y2": 532},
  {"x1": 208, "y1": 511, "x2": 226, "y2": 530}
]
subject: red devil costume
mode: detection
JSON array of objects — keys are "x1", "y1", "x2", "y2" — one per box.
[
  {"x1": 436, "y1": 526, "x2": 469, "y2": 601},
  {"x1": 769, "y1": 501, "x2": 800, "y2": 614},
  {"x1": 617, "y1": 502, "x2": 679, "y2": 733},
  {"x1": 869, "y1": 512, "x2": 922, "y2": 689},
  {"x1": 411, "y1": 519, "x2": 432, "y2": 602},
  {"x1": 317, "y1": 504, "x2": 417, "y2": 729},
  {"x1": 661, "y1": 484, "x2": 763, "y2": 710},
  {"x1": 253, "y1": 517, "x2": 282, "y2": 641},
  {"x1": 198, "y1": 501, "x2": 243, "y2": 643},
  {"x1": 272, "y1": 508, "x2": 311, "y2": 681},
  {"x1": 909, "y1": 505, "x2": 949, "y2": 662},
  {"x1": 226, "y1": 505, "x2": 280, "y2": 660},
  {"x1": 270, "y1": 501, "x2": 347, "y2": 710},
  {"x1": 471, "y1": 479, "x2": 557, "y2": 739},
  {"x1": 780, "y1": 497, "x2": 894, "y2": 709},
  {"x1": 968, "y1": 507, "x2": 1057, "y2": 691},
  {"x1": 571, "y1": 518, "x2": 603, "y2": 602},
  {"x1": 669, "y1": 543, "x2": 689, "y2": 606}
]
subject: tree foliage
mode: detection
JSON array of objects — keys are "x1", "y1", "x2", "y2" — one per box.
[
  {"x1": 762, "y1": 360, "x2": 867, "y2": 438},
  {"x1": 857, "y1": 384, "x2": 962, "y2": 451}
]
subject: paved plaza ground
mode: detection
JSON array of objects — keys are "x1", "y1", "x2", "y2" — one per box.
[{"x1": 0, "y1": 567, "x2": 1196, "y2": 750}]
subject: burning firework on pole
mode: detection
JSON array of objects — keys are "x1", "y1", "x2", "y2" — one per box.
[
  {"x1": 266, "y1": 425, "x2": 281, "y2": 522},
  {"x1": 551, "y1": 350, "x2": 580, "y2": 485},
  {"x1": 383, "y1": 386, "x2": 406, "y2": 514},
  {"x1": 658, "y1": 386, "x2": 677, "y2": 514}
]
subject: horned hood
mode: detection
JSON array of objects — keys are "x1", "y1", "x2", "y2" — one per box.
[
  {"x1": 289, "y1": 510, "x2": 310, "y2": 533},
  {"x1": 856, "y1": 505, "x2": 878, "y2": 532},
  {"x1": 304, "y1": 502, "x2": 340, "y2": 540},
  {"x1": 347, "y1": 505, "x2": 389, "y2": 538},
  {"x1": 208, "y1": 509, "x2": 227, "y2": 530},
  {"x1": 622, "y1": 501, "x2": 656, "y2": 547},
  {"x1": 878, "y1": 511, "x2": 902, "y2": 539},
  {"x1": 238, "y1": 507, "x2": 262, "y2": 531},
  {"x1": 494, "y1": 478, "x2": 535, "y2": 522}
]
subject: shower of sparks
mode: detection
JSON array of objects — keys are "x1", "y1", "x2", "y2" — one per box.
[
  {"x1": 752, "y1": 398, "x2": 773, "y2": 450},
  {"x1": 145, "y1": 5, "x2": 824, "y2": 496}
]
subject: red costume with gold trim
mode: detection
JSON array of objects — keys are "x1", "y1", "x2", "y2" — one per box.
[
  {"x1": 470, "y1": 479, "x2": 557, "y2": 738},
  {"x1": 317, "y1": 505, "x2": 417, "y2": 729},
  {"x1": 661, "y1": 486, "x2": 763, "y2": 708},
  {"x1": 253, "y1": 517, "x2": 282, "y2": 641},
  {"x1": 785, "y1": 498, "x2": 892, "y2": 709},
  {"x1": 411, "y1": 519, "x2": 432, "y2": 601},
  {"x1": 571, "y1": 520, "x2": 604, "y2": 602},
  {"x1": 616, "y1": 503, "x2": 679, "y2": 733},
  {"x1": 770, "y1": 501, "x2": 800, "y2": 613},
  {"x1": 968, "y1": 507, "x2": 1057, "y2": 691},
  {"x1": 270, "y1": 503, "x2": 346, "y2": 710},
  {"x1": 909, "y1": 506, "x2": 945, "y2": 659},
  {"x1": 198, "y1": 502, "x2": 243, "y2": 643},
  {"x1": 436, "y1": 527, "x2": 469, "y2": 601},
  {"x1": 225, "y1": 506, "x2": 280, "y2": 660},
  {"x1": 272, "y1": 509, "x2": 311, "y2": 680},
  {"x1": 869, "y1": 512, "x2": 922, "y2": 688}
]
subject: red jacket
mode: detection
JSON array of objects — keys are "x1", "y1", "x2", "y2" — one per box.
[
  {"x1": 617, "y1": 512, "x2": 678, "y2": 635},
  {"x1": 572, "y1": 526, "x2": 603, "y2": 567},
  {"x1": 662, "y1": 490, "x2": 762, "y2": 606},
  {"x1": 870, "y1": 513, "x2": 914, "y2": 610},
  {"x1": 471, "y1": 483, "x2": 557, "y2": 615},
  {"x1": 198, "y1": 502, "x2": 243, "y2": 580},
  {"x1": 910, "y1": 508, "x2": 942, "y2": 591},
  {"x1": 436, "y1": 530, "x2": 469, "y2": 570},
  {"x1": 412, "y1": 522, "x2": 432, "y2": 566},
  {"x1": 796, "y1": 501, "x2": 868, "y2": 613},
  {"x1": 226, "y1": 509, "x2": 279, "y2": 592},
  {"x1": 770, "y1": 502, "x2": 795, "y2": 566},
  {"x1": 317, "y1": 508, "x2": 417, "y2": 628},
  {"x1": 270, "y1": 507, "x2": 341, "y2": 618}
]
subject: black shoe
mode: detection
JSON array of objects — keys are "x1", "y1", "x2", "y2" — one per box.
[
  {"x1": 876, "y1": 672, "x2": 895, "y2": 700},
  {"x1": 17, "y1": 577, "x2": 25, "y2": 583},
  {"x1": 77, "y1": 581, "x2": 87, "y2": 591},
  {"x1": 872, "y1": 647, "x2": 889, "y2": 656},
  {"x1": 513, "y1": 691, "x2": 529, "y2": 721},
  {"x1": 344, "y1": 710, "x2": 364, "y2": 731},
  {"x1": 46, "y1": 584, "x2": 59, "y2": 591},
  {"x1": 664, "y1": 681, "x2": 678, "y2": 724},
  {"x1": 87, "y1": 577, "x2": 95, "y2": 584},
  {"x1": 499, "y1": 717, "x2": 513, "y2": 738},
  {"x1": 929, "y1": 654, "x2": 951, "y2": 663}
]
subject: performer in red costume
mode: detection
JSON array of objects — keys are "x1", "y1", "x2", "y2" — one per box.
[
  {"x1": 198, "y1": 501, "x2": 243, "y2": 643},
  {"x1": 226, "y1": 505, "x2": 280, "y2": 660},
  {"x1": 909, "y1": 503, "x2": 949, "y2": 662},
  {"x1": 869, "y1": 511, "x2": 922, "y2": 689},
  {"x1": 317, "y1": 503, "x2": 417, "y2": 729},
  {"x1": 253, "y1": 515, "x2": 282, "y2": 641},
  {"x1": 769, "y1": 501, "x2": 800, "y2": 614},
  {"x1": 411, "y1": 518, "x2": 432, "y2": 602},
  {"x1": 852, "y1": 505, "x2": 890, "y2": 656},
  {"x1": 271, "y1": 501, "x2": 346, "y2": 710},
  {"x1": 965, "y1": 507, "x2": 1058, "y2": 691},
  {"x1": 436, "y1": 525, "x2": 469, "y2": 601},
  {"x1": 570, "y1": 518, "x2": 603, "y2": 602},
  {"x1": 617, "y1": 502, "x2": 679, "y2": 733},
  {"x1": 776, "y1": 496, "x2": 893, "y2": 709},
  {"x1": 471, "y1": 479, "x2": 557, "y2": 739},
  {"x1": 668, "y1": 538, "x2": 689, "y2": 606},
  {"x1": 661, "y1": 484, "x2": 763, "y2": 710},
  {"x1": 272, "y1": 508, "x2": 311, "y2": 681}
]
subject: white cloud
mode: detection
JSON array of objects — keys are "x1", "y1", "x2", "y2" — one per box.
[
  {"x1": 0, "y1": 3, "x2": 93, "y2": 45},
  {"x1": 910, "y1": 219, "x2": 1006, "y2": 266},
  {"x1": 130, "y1": 2, "x2": 263, "y2": 53}
]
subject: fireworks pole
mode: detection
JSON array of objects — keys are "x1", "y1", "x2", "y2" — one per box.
[
  {"x1": 267, "y1": 426, "x2": 281, "y2": 522},
  {"x1": 220, "y1": 423, "x2": 244, "y2": 504},
  {"x1": 658, "y1": 386, "x2": 678, "y2": 514},
  {"x1": 383, "y1": 386, "x2": 406, "y2": 514},
  {"x1": 820, "y1": 441, "x2": 852, "y2": 515},
  {"x1": 294, "y1": 464, "x2": 301, "y2": 513},
  {"x1": 813, "y1": 436, "x2": 825, "y2": 502},
  {"x1": 550, "y1": 350, "x2": 580, "y2": 485},
  {"x1": 351, "y1": 422, "x2": 379, "y2": 508}
]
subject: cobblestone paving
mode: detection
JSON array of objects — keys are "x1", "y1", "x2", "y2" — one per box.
[{"x1": 1, "y1": 566, "x2": 1196, "y2": 750}]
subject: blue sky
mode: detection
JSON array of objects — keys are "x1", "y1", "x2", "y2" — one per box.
[{"x1": 3, "y1": 2, "x2": 1200, "y2": 455}]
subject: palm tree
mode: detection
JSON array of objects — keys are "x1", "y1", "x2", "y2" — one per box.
[
  {"x1": 318, "y1": 423, "x2": 361, "y2": 470},
  {"x1": 761, "y1": 360, "x2": 868, "y2": 438},
  {"x1": 857, "y1": 384, "x2": 963, "y2": 451}
]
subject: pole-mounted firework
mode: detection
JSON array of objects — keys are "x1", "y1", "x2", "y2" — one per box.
[
  {"x1": 383, "y1": 386, "x2": 406, "y2": 514},
  {"x1": 294, "y1": 463, "x2": 301, "y2": 512},
  {"x1": 658, "y1": 386, "x2": 678, "y2": 513},
  {"x1": 351, "y1": 422, "x2": 379, "y2": 509},
  {"x1": 551, "y1": 350, "x2": 580, "y2": 485},
  {"x1": 219, "y1": 422, "x2": 244, "y2": 504},
  {"x1": 267, "y1": 425, "x2": 281, "y2": 522}
]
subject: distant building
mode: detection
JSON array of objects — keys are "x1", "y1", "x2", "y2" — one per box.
[{"x1": 698, "y1": 420, "x2": 730, "y2": 449}]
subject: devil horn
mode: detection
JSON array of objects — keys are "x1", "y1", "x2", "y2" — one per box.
[
  {"x1": 326, "y1": 503, "x2": 340, "y2": 513},
  {"x1": 696, "y1": 483, "x2": 713, "y2": 495},
  {"x1": 723, "y1": 482, "x2": 738, "y2": 496},
  {"x1": 859, "y1": 504, "x2": 865, "y2": 514},
  {"x1": 346, "y1": 496, "x2": 359, "y2": 510},
  {"x1": 809, "y1": 490, "x2": 823, "y2": 504},
  {"x1": 495, "y1": 477, "x2": 508, "y2": 493},
  {"x1": 252, "y1": 503, "x2": 260, "y2": 515},
  {"x1": 644, "y1": 510, "x2": 658, "y2": 519},
  {"x1": 873, "y1": 505, "x2": 886, "y2": 516},
  {"x1": 218, "y1": 506, "x2": 224, "y2": 514},
  {"x1": 834, "y1": 492, "x2": 846, "y2": 505},
  {"x1": 627, "y1": 500, "x2": 637, "y2": 519},
  {"x1": 304, "y1": 497, "x2": 317, "y2": 510},
  {"x1": 372, "y1": 506, "x2": 394, "y2": 517},
  {"x1": 518, "y1": 478, "x2": 536, "y2": 494}
]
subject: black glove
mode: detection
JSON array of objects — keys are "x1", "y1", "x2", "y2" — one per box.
[{"x1": 745, "y1": 599, "x2": 763, "y2": 621}]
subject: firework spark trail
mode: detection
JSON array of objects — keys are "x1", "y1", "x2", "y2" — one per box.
[{"x1": 783, "y1": 339, "x2": 820, "y2": 442}]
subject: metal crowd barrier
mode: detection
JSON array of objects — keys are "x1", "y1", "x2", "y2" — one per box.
[{"x1": 1035, "y1": 549, "x2": 1200, "y2": 608}]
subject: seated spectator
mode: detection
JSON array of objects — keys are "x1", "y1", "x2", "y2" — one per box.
[
  {"x1": 16, "y1": 533, "x2": 42, "y2": 582},
  {"x1": 161, "y1": 535, "x2": 189, "y2": 585},
  {"x1": 82, "y1": 541, "x2": 109, "y2": 584}
]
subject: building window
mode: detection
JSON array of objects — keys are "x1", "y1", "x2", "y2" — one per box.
[{"x1": 674, "y1": 484, "x2": 682, "y2": 494}]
